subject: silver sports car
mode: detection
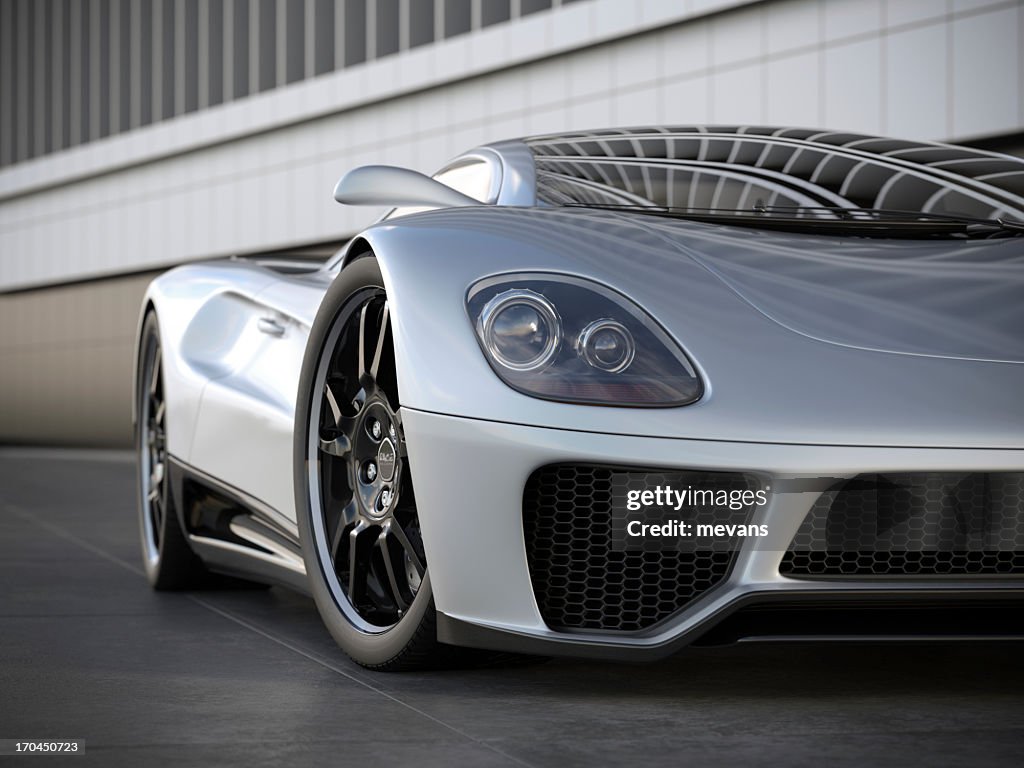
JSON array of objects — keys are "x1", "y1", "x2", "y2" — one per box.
[{"x1": 134, "y1": 126, "x2": 1024, "y2": 670}]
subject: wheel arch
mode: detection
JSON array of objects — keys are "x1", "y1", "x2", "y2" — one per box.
[{"x1": 336, "y1": 235, "x2": 376, "y2": 271}]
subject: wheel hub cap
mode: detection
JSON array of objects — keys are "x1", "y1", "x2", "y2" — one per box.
[{"x1": 377, "y1": 438, "x2": 397, "y2": 483}]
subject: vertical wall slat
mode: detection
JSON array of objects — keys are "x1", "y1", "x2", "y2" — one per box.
[
  {"x1": 0, "y1": 0, "x2": 14, "y2": 165},
  {"x1": 68, "y1": 0, "x2": 82, "y2": 146},
  {"x1": 198, "y1": 0, "x2": 210, "y2": 108},
  {"x1": 223, "y1": 0, "x2": 235, "y2": 102},
  {"x1": 151, "y1": 0, "x2": 162, "y2": 123},
  {"x1": 15, "y1": 0, "x2": 30, "y2": 160},
  {"x1": 129, "y1": 0, "x2": 141, "y2": 128},
  {"x1": 334, "y1": 0, "x2": 345, "y2": 70},
  {"x1": 398, "y1": 0, "x2": 409, "y2": 51},
  {"x1": 277, "y1": 0, "x2": 288, "y2": 87},
  {"x1": 33, "y1": 0, "x2": 47, "y2": 155},
  {"x1": 49, "y1": 0, "x2": 64, "y2": 154},
  {"x1": 366, "y1": 0, "x2": 377, "y2": 61},
  {"x1": 304, "y1": 0, "x2": 316, "y2": 77},
  {"x1": 110, "y1": 0, "x2": 121, "y2": 134},
  {"x1": 249, "y1": 0, "x2": 260, "y2": 95},
  {"x1": 89, "y1": 0, "x2": 101, "y2": 140},
  {"x1": 175, "y1": 0, "x2": 185, "y2": 115}
]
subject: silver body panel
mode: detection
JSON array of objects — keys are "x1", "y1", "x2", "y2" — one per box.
[
  {"x1": 139, "y1": 262, "x2": 330, "y2": 528},
  {"x1": 364, "y1": 207, "x2": 1024, "y2": 449},
  {"x1": 136, "y1": 132, "x2": 1024, "y2": 656},
  {"x1": 404, "y1": 408, "x2": 1024, "y2": 651}
]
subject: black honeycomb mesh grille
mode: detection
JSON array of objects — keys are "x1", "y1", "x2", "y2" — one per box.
[
  {"x1": 780, "y1": 473, "x2": 1024, "y2": 577},
  {"x1": 522, "y1": 465, "x2": 742, "y2": 632}
]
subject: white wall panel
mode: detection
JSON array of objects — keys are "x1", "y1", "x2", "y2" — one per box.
[
  {"x1": 765, "y1": 50, "x2": 820, "y2": 127},
  {"x1": 662, "y1": 75, "x2": 710, "y2": 125},
  {"x1": 712, "y1": 64, "x2": 764, "y2": 124},
  {"x1": 592, "y1": 0, "x2": 640, "y2": 39},
  {"x1": 954, "y1": 0, "x2": 1013, "y2": 9},
  {"x1": 613, "y1": 35, "x2": 661, "y2": 90},
  {"x1": 665, "y1": 24, "x2": 712, "y2": 83},
  {"x1": 823, "y1": 0, "x2": 883, "y2": 43},
  {"x1": 641, "y1": 0, "x2": 697, "y2": 27},
  {"x1": 526, "y1": 57, "x2": 569, "y2": 110},
  {"x1": 612, "y1": 83, "x2": 661, "y2": 127},
  {"x1": 568, "y1": 94, "x2": 613, "y2": 130},
  {"x1": 549, "y1": 0, "x2": 593, "y2": 49},
  {"x1": 525, "y1": 104, "x2": 570, "y2": 135},
  {"x1": 885, "y1": 23, "x2": 948, "y2": 138},
  {"x1": 888, "y1": 0, "x2": 950, "y2": 28},
  {"x1": 951, "y1": 5, "x2": 1020, "y2": 139},
  {"x1": 711, "y1": 4, "x2": 764, "y2": 67},
  {"x1": 822, "y1": 36, "x2": 882, "y2": 135},
  {"x1": 569, "y1": 46, "x2": 613, "y2": 99},
  {"x1": 765, "y1": 0, "x2": 818, "y2": 55},
  {"x1": 1, "y1": 0, "x2": 1022, "y2": 295}
]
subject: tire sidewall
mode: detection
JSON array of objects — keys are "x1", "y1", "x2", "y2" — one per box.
[
  {"x1": 136, "y1": 313, "x2": 165, "y2": 584},
  {"x1": 294, "y1": 256, "x2": 434, "y2": 666}
]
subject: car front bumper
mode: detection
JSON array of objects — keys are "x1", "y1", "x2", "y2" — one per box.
[{"x1": 402, "y1": 408, "x2": 1024, "y2": 660}]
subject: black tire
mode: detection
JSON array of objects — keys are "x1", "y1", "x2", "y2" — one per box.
[
  {"x1": 136, "y1": 312, "x2": 211, "y2": 589},
  {"x1": 294, "y1": 256, "x2": 463, "y2": 671}
]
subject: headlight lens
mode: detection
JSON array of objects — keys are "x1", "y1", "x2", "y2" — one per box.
[
  {"x1": 477, "y1": 289, "x2": 561, "y2": 371},
  {"x1": 468, "y1": 274, "x2": 703, "y2": 406},
  {"x1": 578, "y1": 319, "x2": 635, "y2": 373}
]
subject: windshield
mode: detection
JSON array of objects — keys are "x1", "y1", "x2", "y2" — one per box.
[{"x1": 526, "y1": 128, "x2": 1024, "y2": 234}]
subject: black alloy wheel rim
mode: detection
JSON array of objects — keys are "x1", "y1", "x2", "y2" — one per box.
[
  {"x1": 141, "y1": 336, "x2": 168, "y2": 563},
  {"x1": 309, "y1": 288, "x2": 427, "y2": 631}
]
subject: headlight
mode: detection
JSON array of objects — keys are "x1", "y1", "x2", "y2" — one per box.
[
  {"x1": 477, "y1": 289, "x2": 561, "y2": 371},
  {"x1": 578, "y1": 319, "x2": 635, "y2": 373},
  {"x1": 467, "y1": 273, "x2": 703, "y2": 407}
]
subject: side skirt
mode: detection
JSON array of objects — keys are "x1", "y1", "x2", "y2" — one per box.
[{"x1": 166, "y1": 455, "x2": 310, "y2": 594}]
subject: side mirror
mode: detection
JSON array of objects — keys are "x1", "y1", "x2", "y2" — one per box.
[{"x1": 333, "y1": 165, "x2": 481, "y2": 208}]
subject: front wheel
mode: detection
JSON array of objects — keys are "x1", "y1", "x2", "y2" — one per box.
[{"x1": 295, "y1": 257, "x2": 448, "y2": 670}]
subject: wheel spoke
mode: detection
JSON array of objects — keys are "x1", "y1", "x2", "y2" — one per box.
[
  {"x1": 347, "y1": 520, "x2": 368, "y2": 603},
  {"x1": 151, "y1": 495, "x2": 164, "y2": 539},
  {"x1": 149, "y1": 353, "x2": 161, "y2": 397},
  {"x1": 357, "y1": 303, "x2": 370, "y2": 380},
  {"x1": 369, "y1": 302, "x2": 389, "y2": 381},
  {"x1": 324, "y1": 382, "x2": 343, "y2": 426},
  {"x1": 351, "y1": 389, "x2": 366, "y2": 414},
  {"x1": 329, "y1": 501, "x2": 358, "y2": 560},
  {"x1": 377, "y1": 526, "x2": 408, "y2": 612},
  {"x1": 389, "y1": 518, "x2": 425, "y2": 577},
  {"x1": 319, "y1": 433, "x2": 351, "y2": 458}
]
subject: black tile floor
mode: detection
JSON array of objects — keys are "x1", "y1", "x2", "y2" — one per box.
[{"x1": 1, "y1": 448, "x2": 1022, "y2": 767}]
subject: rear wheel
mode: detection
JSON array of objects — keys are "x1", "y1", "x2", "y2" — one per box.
[
  {"x1": 136, "y1": 312, "x2": 210, "y2": 589},
  {"x1": 295, "y1": 257, "x2": 455, "y2": 670}
]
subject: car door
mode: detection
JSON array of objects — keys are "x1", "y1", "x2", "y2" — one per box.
[{"x1": 189, "y1": 272, "x2": 328, "y2": 527}]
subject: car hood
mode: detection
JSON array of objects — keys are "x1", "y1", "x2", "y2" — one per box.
[
  {"x1": 614, "y1": 211, "x2": 1024, "y2": 364},
  {"x1": 366, "y1": 206, "x2": 1024, "y2": 448}
]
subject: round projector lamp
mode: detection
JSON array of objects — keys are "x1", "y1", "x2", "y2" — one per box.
[
  {"x1": 478, "y1": 289, "x2": 561, "y2": 371},
  {"x1": 578, "y1": 319, "x2": 635, "y2": 373}
]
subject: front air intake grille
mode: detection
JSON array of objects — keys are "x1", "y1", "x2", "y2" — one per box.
[
  {"x1": 523, "y1": 465, "x2": 749, "y2": 632},
  {"x1": 780, "y1": 473, "x2": 1024, "y2": 577}
]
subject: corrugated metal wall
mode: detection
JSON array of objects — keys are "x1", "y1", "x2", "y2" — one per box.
[{"x1": 1, "y1": 0, "x2": 1021, "y2": 445}]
